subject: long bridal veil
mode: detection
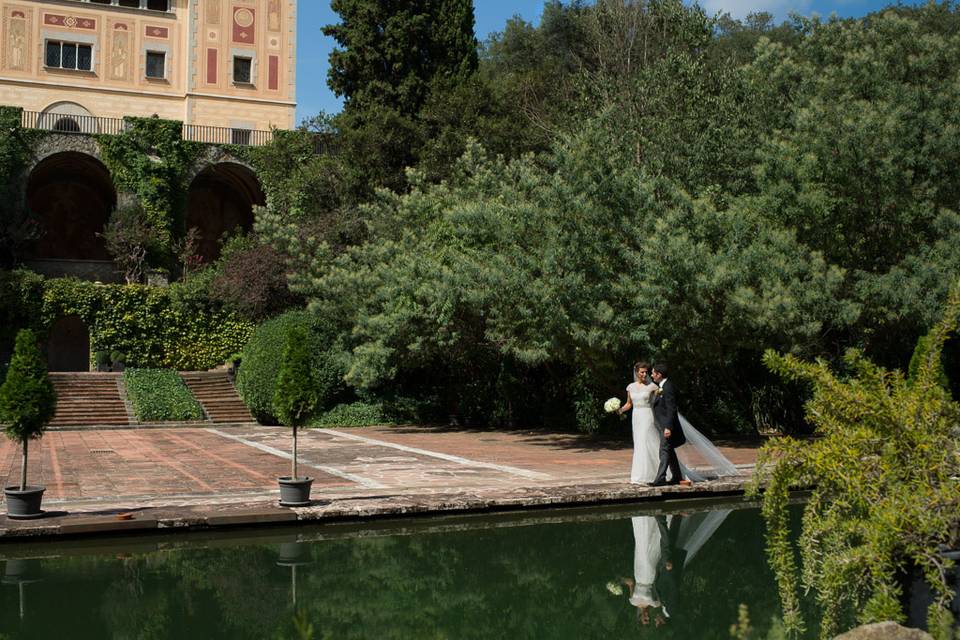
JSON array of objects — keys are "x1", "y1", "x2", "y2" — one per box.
[{"x1": 676, "y1": 414, "x2": 741, "y2": 481}]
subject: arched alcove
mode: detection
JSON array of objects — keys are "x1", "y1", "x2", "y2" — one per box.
[
  {"x1": 26, "y1": 151, "x2": 116, "y2": 263},
  {"x1": 46, "y1": 315, "x2": 90, "y2": 372},
  {"x1": 185, "y1": 162, "x2": 265, "y2": 263},
  {"x1": 38, "y1": 101, "x2": 97, "y2": 134}
]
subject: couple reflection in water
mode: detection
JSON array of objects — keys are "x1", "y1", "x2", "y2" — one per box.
[{"x1": 617, "y1": 509, "x2": 731, "y2": 628}]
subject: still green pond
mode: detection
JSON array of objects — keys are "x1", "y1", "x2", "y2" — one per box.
[{"x1": 0, "y1": 501, "x2": 804, "y2": 639}]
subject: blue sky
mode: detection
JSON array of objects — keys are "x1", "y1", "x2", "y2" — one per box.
[{"x1": 295, "y1": 0, "x2": 924, "y2": 123}]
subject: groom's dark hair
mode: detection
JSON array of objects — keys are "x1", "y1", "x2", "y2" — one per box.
[{"x1": 653, "y1": 362, "x2": 669, "y2": 376}]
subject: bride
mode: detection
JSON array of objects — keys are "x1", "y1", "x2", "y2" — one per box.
[
  {"x1": 618, "y1": 362, "x2": 661, "y2": 484},
  {"x1": 619, "y1": 362, "x2": 740, "y2": 483}
]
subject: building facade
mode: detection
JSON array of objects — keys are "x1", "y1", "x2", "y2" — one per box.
[{"x1": 0, "y1": 0, "x2": 296, "y2": 138}]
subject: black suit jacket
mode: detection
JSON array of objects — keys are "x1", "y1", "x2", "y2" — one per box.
[
  {"x1": 655, "y1": 515, "x2": 687, "y2": 616},
  {"x1": 653, "y1": 379, "x2": 686, "y2": 447}
]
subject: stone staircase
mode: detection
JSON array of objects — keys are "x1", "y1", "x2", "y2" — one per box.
[
  {"x1": 48, "y1": 373, "x2": 132, "y2": 428},
  {"x1": 179, "y1": 371, "x2": 255, "y2": 424}
]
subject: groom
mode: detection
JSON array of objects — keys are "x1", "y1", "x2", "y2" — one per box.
[{"x1": 650, "y1": 363, "x2": 686, "y2": 486}]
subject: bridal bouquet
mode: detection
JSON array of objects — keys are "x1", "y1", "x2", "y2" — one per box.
[
  {"x1": 604, "y1": 398, "x2": 621, "y2": 414},
  {"x1": 606, "y1": 581, "x2": 624, "y2": 596}
]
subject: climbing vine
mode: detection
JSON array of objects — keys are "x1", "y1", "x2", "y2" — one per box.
[
  {"x1": 0, "y1": 106, "x2": 44, "y2": 267},
  {"x1": 0, "y1": 270, "x2": 253, "y2": 371},
  {"x1": 96, "y1": 116, "x2": 203, "y2": 256}
]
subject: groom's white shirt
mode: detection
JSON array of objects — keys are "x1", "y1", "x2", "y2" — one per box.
[{"x1": 658, "y1": 378, "x2": 668, "y2": 388}]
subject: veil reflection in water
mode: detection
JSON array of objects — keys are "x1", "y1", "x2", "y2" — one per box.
[{"x1": 621, "y1": 510, "x2": 733, "y2": 628}]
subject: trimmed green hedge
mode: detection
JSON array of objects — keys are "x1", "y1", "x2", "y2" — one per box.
[
  {"x1": 236, "y1": 311, "x2": 345, "y2": 424},
  {"x1": 124, "y1": 369, "x2": 203, "y2": 422},
  {"x1": 310, "y1": 402, "x2": 387, "y2": 427}
]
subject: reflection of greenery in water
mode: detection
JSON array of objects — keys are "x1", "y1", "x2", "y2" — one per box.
[{"x1": 0, "y1": 504, "x2": 807, "y2": 640}]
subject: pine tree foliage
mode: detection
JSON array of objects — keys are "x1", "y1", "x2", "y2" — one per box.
[
  {"x1": 749, "y1": 284, "x2": 960, "y2": 638},
  {"x1": 323, "y1": 0, "x2": 478, "y2": 116}
]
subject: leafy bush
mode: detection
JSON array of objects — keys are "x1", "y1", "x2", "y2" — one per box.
[
  {"x1": 99, "y1": 203, "x2": 162, "y2": 284},
  {"x1": 236, "y1": 311, "x2": 344, "y2": 423},
  {"x1": 749, "y1": 285, "x2": 960, "y2": 637},
  {"x1": 209, "y1": 239, "x2": 299, "y2": 320},
  {"x1": 311, "y1": 402, "x2": 387, "y2": 427},
  {"x1": 123, "y1": 369, "x2": 203, "y2": 422}
]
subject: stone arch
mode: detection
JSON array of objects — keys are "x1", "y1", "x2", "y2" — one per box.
[
  {"x1": 38, "y1": 101, "x2": 97, "y2": 134},
  {"x1": 28, "y1": 134, "x2": 104, "y2": 174},
  {"x1": 25, "y1": 151, "x2": 117, "y2": 276},
  {"x1": 186, "y1": 160, "x2": 265, "y2": 263},
  {"x1": 46, "y1": 315, "x2": 90, "y2": 372}
]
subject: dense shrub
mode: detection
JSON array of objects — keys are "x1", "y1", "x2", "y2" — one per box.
[
  {"x1": 209, "y1": 239, "x2": 299, "y2": 320},
  {"x1": 123, "y1": 369, "x2": 203, "y2": 422},
  {"x1": 236, "y1": 311, "x2": 345, "y2": 423},
  {"x1": 311, "y1": 402, "x2": 386, "y2": 427}
]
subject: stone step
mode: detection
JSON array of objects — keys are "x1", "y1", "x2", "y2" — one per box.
[
  {"x1": 179, "y1": 372, "x2": 254, "y2": 424},
  {"x1": 48, "y1": 372, "x2": 130, "y2": 427}
]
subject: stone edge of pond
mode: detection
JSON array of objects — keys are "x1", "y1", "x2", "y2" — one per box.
[{"x1": 0, "y1": 478, "x2": 754, "y2": 542}]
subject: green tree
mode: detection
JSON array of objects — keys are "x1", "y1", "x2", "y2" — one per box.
[
  {"x1": 750, "y1": 284, "x2": 960, "y2": 637},
  {"x1": 0, "y1": 329, "x2": 56, "y2": 491},
  {"x1": 288, "y1": 132, "x2": 853, "y2": 431},
  {"x1": 323, "y1": 0, "x2": 477, "y2": 116},
  {"x1": 272, "y1": 326, "x2": 318, "y2": 479},
  {"x1": 320, "y1": 0, "x2": 479, "y2": 196}
]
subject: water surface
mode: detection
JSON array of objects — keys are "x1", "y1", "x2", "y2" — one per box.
[{"x1": 0, "y1": 500, "x2": 800, "y2": 639}]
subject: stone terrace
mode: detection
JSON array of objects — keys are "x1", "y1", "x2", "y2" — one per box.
[{"x1": 0, "y1": 425, "x2": 759, "y2": 539}]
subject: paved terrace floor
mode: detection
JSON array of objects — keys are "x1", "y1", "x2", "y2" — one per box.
[{"x1": 0, "y1": 425, "x2": 760, "y2": 539}]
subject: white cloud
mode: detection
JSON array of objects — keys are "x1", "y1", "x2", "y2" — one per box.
[{"x1": 696, "y1": 0, "x2": 813, "y2": 21}]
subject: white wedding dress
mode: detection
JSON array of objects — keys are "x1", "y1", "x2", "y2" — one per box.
[
  {"x1": 628, "y1": 379, "x2": 743, "y2": 483},
  {"x1": 629, "y1": 516, "x2": 662, "y2": 608},
  {"x1": 628, "y1": 381, "x2": 661, "y2": 484}
]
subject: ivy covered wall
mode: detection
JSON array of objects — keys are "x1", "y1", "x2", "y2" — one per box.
[
  {"x1": 0, "y1": 108, "x2": 285, "y2": 372},
  {"x1": 2, "y1": 270, "x2": 253, "y2": 371},
  {"x1": 96, "y1": 117, "x2": 204, "y2": 256}
]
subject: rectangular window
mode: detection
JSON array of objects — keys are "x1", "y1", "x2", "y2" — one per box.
[
  {"x1": 233, "y1": 56, "x2": 252, "y2": 84},
  {"x1": 146, "y1": 0, "x2": 170, "y2": 11},
  {"x1": 145, "y1": 51, "x2": 165, "y2": 79},
  {"x1": 118, "y1": 0, "x2": 140, "y2": 8},
  {"x1": 45, "y1": 41, "x2": 93, "y2": 71}
]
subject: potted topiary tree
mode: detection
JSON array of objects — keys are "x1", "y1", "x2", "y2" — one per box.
[
  {"x1": 94, "y1": 350, "x2": 111, "y2": 373},
  {"x1": 0, "y1": 329, "x2": 56, "y2": 518},
  {"x1": 272, "y1": 326, "x2": 317, "y2": 506},
  {"x1": 110, "y1": 350, "x2": 126, "y2": 372}
]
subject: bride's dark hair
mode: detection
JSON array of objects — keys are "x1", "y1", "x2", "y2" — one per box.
[{"x1": 634, "y1": 361, "x2": 650, "y2": 373}]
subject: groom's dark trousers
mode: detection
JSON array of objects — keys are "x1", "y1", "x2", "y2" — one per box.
[{"x1": 653, "y1": 379, "x2": 686, "y2": 484}]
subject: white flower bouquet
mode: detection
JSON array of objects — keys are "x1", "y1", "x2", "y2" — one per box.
[
  {"x1": 604, "y1": 397, "x2": 621, "y2": 414},
  {"x1": 606, "y1": 581, "x2": 624, "y2": 596}
]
